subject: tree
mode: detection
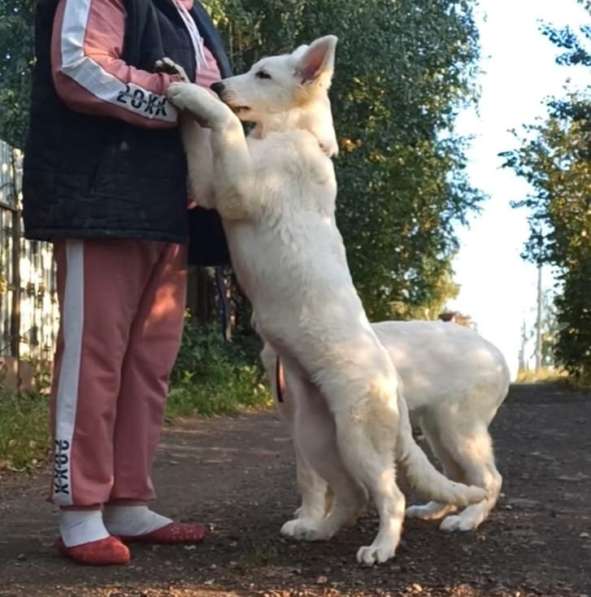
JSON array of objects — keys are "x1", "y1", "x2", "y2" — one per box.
[
  {"x1": 517, "y1": 289, "x2": 560, "y2": 372},
  {"x1": 503, "y1": 5, "x2": 591, "y2": 382},
  {"x1": 0, "y1": 0, "x2": 35, "y2": 149},
  {"x1": 540, "y1": 289, "x2": 560, "y2": 368}
]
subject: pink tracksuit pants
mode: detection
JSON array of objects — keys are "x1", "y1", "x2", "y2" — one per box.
[{"x1": 50, "y1": 239, "x2": 187, "y2": 507}]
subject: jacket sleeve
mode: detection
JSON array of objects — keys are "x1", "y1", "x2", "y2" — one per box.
[{"x1": 51, "y1": 0, "x2": 181, "y2": 128}]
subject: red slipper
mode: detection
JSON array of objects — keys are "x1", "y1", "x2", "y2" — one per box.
[
  {"x1": 119, "y1": 522, "x2": 207, "y2": 545},
  {"x1": 55, "y1": 536, "x2": 130, "y2": 566}
]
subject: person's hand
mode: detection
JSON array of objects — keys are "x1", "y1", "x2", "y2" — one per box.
[{"x1": 155, "y1": 58, "x2": 189, "y2": 83}]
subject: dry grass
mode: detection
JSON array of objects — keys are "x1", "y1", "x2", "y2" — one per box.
[{"x1": 515, "y1": 367, "x2": 568, "y2": 384}]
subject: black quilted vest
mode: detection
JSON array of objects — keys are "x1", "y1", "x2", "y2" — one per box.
[{"x1": 23, "y1": 0, "x2": 231, "y2": 265}]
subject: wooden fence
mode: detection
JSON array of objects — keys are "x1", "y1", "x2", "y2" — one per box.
[{"x1": 0, "y1": 140, "x2": 59, "y2": 365}]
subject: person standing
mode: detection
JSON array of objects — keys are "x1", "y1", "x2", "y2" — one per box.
[{"x1": 22, "y1": 0, "x2": 230, "y2": 566}]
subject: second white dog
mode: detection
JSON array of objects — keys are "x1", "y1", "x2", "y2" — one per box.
[{"x1": 262, "y1": 321, "x2": 509, "y2": 534}]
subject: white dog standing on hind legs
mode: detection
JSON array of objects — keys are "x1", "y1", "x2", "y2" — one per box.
[
  {"x1": 166, "y1": 35, "x2": 485, "y2": 565},
  {"x1": 261, "y1": 320, "x2": 509, "y2": 534}
]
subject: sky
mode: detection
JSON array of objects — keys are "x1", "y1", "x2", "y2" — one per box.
[{"x1": 447, "y1": 0, "x2": 591, "y2": 378}]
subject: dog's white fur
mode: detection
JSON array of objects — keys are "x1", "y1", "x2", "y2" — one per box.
[
  {"x1": 167, "y1": 36, "x2": 485, "y2": 565},
  {"x1": 261, "y1": 321, "x2": 509, "y2": 533}
]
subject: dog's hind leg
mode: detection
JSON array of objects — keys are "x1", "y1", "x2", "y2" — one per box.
[
  {"x1": 409, "y1": 405, "x2": 501, "y2": 531},
  {"x1": 437, "y1": 425, "x2": 502, "y2": 532},
  {"x1": 265, "y1": 346, "x2": 331, "y2": 522},
  {"x1": 279, "y1": 364, "x2": 366, "y2": 542},
  {"x1": 334, "y1": 396, "x2": 405, "y2": 566},
  {"x1": 293, "y1": 443, "x2": 330, "y2": 521},
  {"x1": 313, "y1": 352, "x2": 406, "y2": 565},
  {"x1": 405, "y1": 414, "x2": 461, "y2": 521}
]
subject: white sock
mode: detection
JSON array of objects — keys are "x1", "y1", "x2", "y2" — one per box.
[
  {"x1": 60, "y1": 510, "x2": 110, "y2": 548},
  {"x1": 103, "y1": 505, "x2": 172, "y2": 537}
]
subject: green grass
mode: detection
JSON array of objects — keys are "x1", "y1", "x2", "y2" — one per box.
[
  {"x1": 166, "y1": 362, "x2": 273, "y2": 418},
  {"x1": 0, "y1": 390, "x2": 50, "y2": 472},
  {"x1": 166, "y1": 319, "x2": 273, "y2": 417}
]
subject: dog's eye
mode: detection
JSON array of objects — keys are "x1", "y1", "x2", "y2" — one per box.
[{"x1": 256, "y1": 71, "x2": 272, "y2": 80}]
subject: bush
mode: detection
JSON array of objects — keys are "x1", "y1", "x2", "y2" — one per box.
[
  {"x1": 168, "y1": 316, "x2": 272, "y2": 417},
  {"x1": 0, "y1": 390, "x2": 49, "y2": 472}
]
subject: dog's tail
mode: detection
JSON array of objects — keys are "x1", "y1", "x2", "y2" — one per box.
[{"x1": 395, "y1": 395, "x2": 486, "y2": 506}]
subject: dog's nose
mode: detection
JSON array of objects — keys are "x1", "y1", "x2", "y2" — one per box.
[{"x1": 210, "y1": 81, "x2": 225, "y2": 97}]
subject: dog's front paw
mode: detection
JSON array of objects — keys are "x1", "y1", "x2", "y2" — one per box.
[
  {"x1": 167, "y1": 82, "x2": 198, "y2": 112},
  {"x1": 167, "y1": 83, "x2": 230, "y2": 129}
]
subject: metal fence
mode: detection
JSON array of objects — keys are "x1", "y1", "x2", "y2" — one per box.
[{"x1": 0, "y1": 140, "x2": 59, "y2": 362}]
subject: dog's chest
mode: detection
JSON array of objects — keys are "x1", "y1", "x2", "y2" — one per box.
[
  {"x1": 248, "y1": 131, "x2": 337, "y2": 217},
  {"x1": 225, "y1": 207, "x2": 348, "y2": 311}
]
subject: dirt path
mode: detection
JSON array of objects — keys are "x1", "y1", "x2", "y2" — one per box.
[{"x1": 0, "y1": 383, "x2": 590, "y2": 596}]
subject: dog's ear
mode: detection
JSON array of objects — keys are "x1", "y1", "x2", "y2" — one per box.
[{"x1": 295, "y1": 35, "x2": 338, "y2": 85}]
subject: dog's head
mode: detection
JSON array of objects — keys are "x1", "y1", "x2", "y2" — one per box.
[{"x1": 212, "y1": 35, "x2": 339, "y2": 156}]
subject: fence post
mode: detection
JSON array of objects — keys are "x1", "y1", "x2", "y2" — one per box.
[
  {"x1": 9, "y1": 149, "x2": 21, "y2": 390},
  {"x1": 10, "y1": 213, "x2": 21, "y2": 359}
]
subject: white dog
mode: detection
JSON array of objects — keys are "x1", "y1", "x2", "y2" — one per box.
[
  {"x1": 167, "y1": 36, "x2": 485, "y2": 565},
  {"x1": 261, "y1": 321, "x2": 509, "y2": 533}
]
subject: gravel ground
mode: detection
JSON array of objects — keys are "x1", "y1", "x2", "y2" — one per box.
[{"x1": 0, "y1": 382, "x2": 590, "y2": 596}]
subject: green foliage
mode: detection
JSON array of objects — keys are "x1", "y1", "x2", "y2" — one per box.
[
  {"x1": 390, "y1": 263, "x2": 459, "y2": 320},
  {"x1": 539, "y1": 289, "x2": 560, "y2": 367},
  {"x1": 504, "y1": 8, "x2": 591, "y2": 383},
  {"x1": 168, "y1": 316, "x2": 271, "y2": 417},
  {"x1": 0, "y1": 390, "x2": 49, "y2": 472},
  {"x1": 208, "y1": 0, "x2": 482, "y2": 319},
  {"x1": 0, "y1": 0, "x2": 35, "y2": 149},
  {"x1": 540, "y1": 16, "x2": 591, "y2": 67}
]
